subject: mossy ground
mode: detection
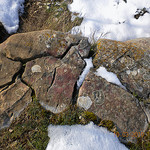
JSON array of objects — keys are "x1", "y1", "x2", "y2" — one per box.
[
  {"x1": 0, "y1": 100, "x2": 52, "y2": 150},
  {"x1": 0, "y1": 99, "x2": 122, "y2": 150}
]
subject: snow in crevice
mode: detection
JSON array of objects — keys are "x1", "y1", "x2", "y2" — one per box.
[
  {"x1": 46, "y1": 122, "x2": 128, "y2": 150},
  {"x1": 95, "y1": 66, "x2": 126, "y2": 90},
  {"x1": 77, "y1": 57, "x2": 93, "y2": 88}
]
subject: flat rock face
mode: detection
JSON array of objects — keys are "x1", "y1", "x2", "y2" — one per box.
[
  {"x1": 93, "y1": 38, "x2": 150, "y2": 99},
  {"x1": 0, "y1": 80, "x2": 32, "y2": 129},
  {"x1": 0, "y1": 30, "x2": 89, "y2": 60},
  {"x1": 0, "y1": 54, "x2": 21, "y2": 87},
  {"x1": 23, "y1": 52, "x2": 85, "y2": 113},
  {"x1": 77, "y1": 70, "x2": 148, "y2": 142}
]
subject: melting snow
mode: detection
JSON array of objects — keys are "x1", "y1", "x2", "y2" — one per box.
[
  {"x1": 95, "y1": 67, "x2": 126, "y2": 89},
  {"x1": 46, "y1": 122, "x2": 128, "y2": 150},
  {"x1": 77, "y1": 57, "x2": 93, "y2": 88},
  {"x1": 68, "y1": 0, "x2": 150, "y2": 41},
  {"x1": 0, "y1": 0, "x2": 24, "y2": 34}
]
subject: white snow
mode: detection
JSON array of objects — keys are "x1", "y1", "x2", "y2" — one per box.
[
  {"x1": 95, "y1": 67, "x2": 126, "y2": 89},
  {"x1": 68, "y1": 0, "x2": 150, "y2": 41},
  {"x1": 77, "y1": 57, "x2": 93, "y2": 88},
  {"x1": 0, "y1": 0, "x2": 24, "y2": 34},
  {"x1": 46, "y1": 122, "x2": 128, "y2": 150}
]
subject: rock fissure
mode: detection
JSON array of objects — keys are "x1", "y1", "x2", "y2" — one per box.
[
  {"x1": 47, "y1": 68, "x2": 57, "y2": 92},
  {"x1": 0, "y1": 64, "x2": 23, "y2": 91},
  {"x1": 6, "y1": 53, "x2": 51, "y2": 64},
  {"x1": 59, "y1": 40, "x2": 81, "y2": 59}
]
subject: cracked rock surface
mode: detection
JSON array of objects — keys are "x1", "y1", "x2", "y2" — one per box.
[
  {"x1": 93, "y1": 38, "x2": 150, "y2": 99},
  {"x1": 0, "y1": 30, "x2": 89, "y2": 129},
  {"x1": 0, "y1": 80, "x2": 32, "y2": 129},
  {"x1": 77, "y1": 69, "x2": 148, "y2": 143}
]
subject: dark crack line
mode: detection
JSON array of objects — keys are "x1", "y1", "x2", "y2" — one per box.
[
  {"x1": 0, "y1": 64, "x2": 23, "y2": 91},
  {"x1": 6, "y1": 53, "x2": 51, "y2": 64},
  {"x1": 124, "y1": 86, "x2": 149, "y2": 123},
  {"x1": 111, "y1": 50, "x2": 130, "y2": 69},
  {"x1": 59, "y1": 40, "x2": 81, "y2": 59},
  {"x1": 47, "y1": 68, "x2": 56, "y2": 92},
  {"x1": 71, "y1": 82, "x2": 79, "y2": 105}
]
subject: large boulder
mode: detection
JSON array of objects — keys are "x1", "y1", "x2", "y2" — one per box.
[
  {"x1": 22, "y1": 53, "x2": 85, "y2": 113},
  {"x1": 77, "y1": 69, "x2": 148, "y2": 143},
  {"x1": 93, "y1": 38, "x2": 150, "y2": 99},
  {"x1": 0, "y1": 30, "x2": 90, "y2": 61}
]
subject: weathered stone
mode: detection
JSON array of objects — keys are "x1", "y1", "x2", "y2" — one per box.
[
  {"x1": 77, "y1": 70, "x2": 148, "y2": 142},
  {"x1": 0, "y1": 54, "x2": 21, "y2": 87},
  {"x1": 23, "y1": 55, "x2": 85, "y2": 113},
  {"x1": 93, "y1": 38, "x2": 150, "y2": 99},
  {"x1": 0, "y1": 80, "x2": 32, "y2": 129},
  {"x1": 0, "y1": 30, "x2": 89, "y2": 60}
]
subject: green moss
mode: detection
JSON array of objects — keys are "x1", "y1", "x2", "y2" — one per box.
[
  {"x1": 0, "y1": 100, "x2": 53, "y2": 150},
  {"x1": 50, "y1": 106, "x2": 81, "y2": 125},
  {"x1": 79, "y1": 111, "x2": 99, "y2": 124},
  {"x1": 98, "y1": 120, "x2": 117, "y2": 132}
]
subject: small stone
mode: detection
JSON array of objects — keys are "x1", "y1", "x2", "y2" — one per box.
[
  {"x1": 31, "y1": 65, "x2": 41, "y2": 73},
  {"x1": 77, "y1": 96, "x2": 93, "y2": 110},
  {"x1": 9, "y1": 129, "x2": 13, "y2": 133}
]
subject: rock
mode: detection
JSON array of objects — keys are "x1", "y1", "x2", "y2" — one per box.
[
  {"x1": 0, "y1": 30, "x2": 85, "y2": 61},
  {"x1": 0, "y1": 29, "x2": 90, "y2": 127},
  {"x1": 77, "y1": 69, "x2": 148, "y2": 143},
  {"x1": 93, "y1": 38, "x2": 150, "y2": 99},
  {"x1": 0, "y1": 80, "x2": 32, "y2": 129},
  {"x1": 0, "y1": 54, "x2": 21, "y2": 87},
  {"x1": 23, "y1": 54, "x2": 85, "y2": 113}
]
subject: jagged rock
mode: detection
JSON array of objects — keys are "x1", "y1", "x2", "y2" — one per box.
[
  {"x1": 77, "y1": 69, "x2": 148, "y2": 143},
  {"x1": 0, "y1": 54, "x2": 21, "y2": 87},
  {"x1": 93, "y1": 38, "x2": 150, "y2": 99},
  {"x1": 0, "y1": 80, "x2": 32, "y2": 129},
  {"x1": 0, "y1": 30, "x2": 86, "y2": 60}
]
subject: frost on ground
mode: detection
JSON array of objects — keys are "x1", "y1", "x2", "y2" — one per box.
[
  {"x1": 46, "y1": 122, "x2": 128, "y2": 150},
  {"x1": 77, "y1": 57, "x2": 93, "y2": 88},
  {"x1": 95, "y1": 67, "x2": 126, "y2": 89},
  {"x1": 68, "y1": 0, "x2": 150, "y2": 41},
  {"x1": 0, "y1": 0, "x2": 24, "y2": 34}
]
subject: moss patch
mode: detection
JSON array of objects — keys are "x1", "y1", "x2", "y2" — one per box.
[
  {"x1": 0, "y1": 100, "x2": 53, "y2": 150},
  {"x1": 0, "y1": 100, "x2": 149, "y2": 150}
]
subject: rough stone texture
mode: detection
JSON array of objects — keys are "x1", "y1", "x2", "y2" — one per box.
[
  {"x1": 0, "y1": 30, "x2": 90, "y2": 126},
  {"x1": 93, "y1": 38, "x2": 150, "y2": 99},
  {"x1": 0, "y1": 30, "x2": 87, "y2": 60},
  {"x1": 77, "y1": 69, "x2": 148, "y2": 142},
  {"x1": 0, "y1": 54, "x2": 21, "y2": 87},
  {"x1": 23, "y1": 54, "x2": 85, "y2": 113},
  {"x1": 0, "y1": 80, "x2": 32, "y2": 129}
]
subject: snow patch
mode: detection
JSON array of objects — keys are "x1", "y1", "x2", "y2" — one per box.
[
  {"x1": 46, "y1": 122, "x2": 128, "y2": 150},
  {"x1": 0, "y1": 0, "x2": 24, "y2": 34},
  {"x1": 77, "y1": 57, "x2": 93, "y2": 88},
  {"x1": 68, "y1": 0, "x2": 150, "y2": 41},
  {"x1": 95, "y1": 67, "x2": 126, "y2": 89}
]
